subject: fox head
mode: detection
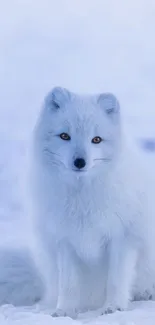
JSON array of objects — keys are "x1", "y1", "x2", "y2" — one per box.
[{"x1": 34, "y1": 87, "x2": 121, "y2": 179}]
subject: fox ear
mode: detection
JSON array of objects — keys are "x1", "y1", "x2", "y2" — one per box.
[
  {"x1": 97, "y1": 93, "x2": 120, "y2": 115},
  {"x1": 45, "y1": 87, "x2": 70, "y2": 109}
]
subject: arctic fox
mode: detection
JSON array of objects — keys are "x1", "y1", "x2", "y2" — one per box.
[{"x1": 28, "y1": 87, "x2": 155, "y2": 317}]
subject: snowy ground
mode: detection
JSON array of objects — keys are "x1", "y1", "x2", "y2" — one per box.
[
  {"x1": 1, "y1": 301, "x2": 155, "y2": 325},
  {"x1": 0, "y1": 0, "x2": 155, "y2": 324}
]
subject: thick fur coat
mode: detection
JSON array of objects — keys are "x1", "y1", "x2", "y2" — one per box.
[
  {"x1": 27, "y1": 87, "x2": 155, "y2": 317},
  {"x1": 0, "y1": 87, "x2": 154, "y2": 318}
]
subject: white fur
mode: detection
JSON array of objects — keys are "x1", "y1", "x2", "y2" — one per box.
[
  {"x1": 25, "y1": 87, "x2": 155, "y2": 317},
  {"x1": 0, "y1": 247, "x2": 43, "y2": 306}
]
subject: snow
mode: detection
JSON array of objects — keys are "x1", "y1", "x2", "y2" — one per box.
[
  {"x1": 0, "y1": 0, "x2": 155, "y2": 324},
  {"x1": 1, "y1": 302, "x2": 155, "y2": 325}
]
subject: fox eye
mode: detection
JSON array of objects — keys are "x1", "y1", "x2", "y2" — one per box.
[
  {"x1": 92, "y1": 136, "x2": 102, "y2": 144},
  {"x1": 59, "y1": 133, "x2": 71, "y2": 140}
]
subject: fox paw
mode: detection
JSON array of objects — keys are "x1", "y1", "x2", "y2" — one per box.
[
  {"x1": 52, "y1": 308, "x2": 77, "y2": 319},
  {"x1": 101, "y1": 302, "x2": 126, "y2": 315}
]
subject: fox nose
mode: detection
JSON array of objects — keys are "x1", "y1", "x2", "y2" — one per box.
[{"x1": 74, "y1": 158, "x2": 86, "y2": 169}]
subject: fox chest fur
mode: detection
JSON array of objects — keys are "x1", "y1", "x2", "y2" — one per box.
[{"x1": 32, "y1": 165, "x2": 130, "y2": 262}]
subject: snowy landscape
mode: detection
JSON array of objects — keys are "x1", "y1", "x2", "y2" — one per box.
[{"x1": 0, "y1": 0, "x2": 155, "y2": 324}]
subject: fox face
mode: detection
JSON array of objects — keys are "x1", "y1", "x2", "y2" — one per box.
[{"x1": 35, "y1": 87, "x2": 121, "y2": 177}]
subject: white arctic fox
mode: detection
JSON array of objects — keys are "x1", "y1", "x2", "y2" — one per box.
[{"x1": 27, "y1": 87, "x2": 155, "y2": 317}]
